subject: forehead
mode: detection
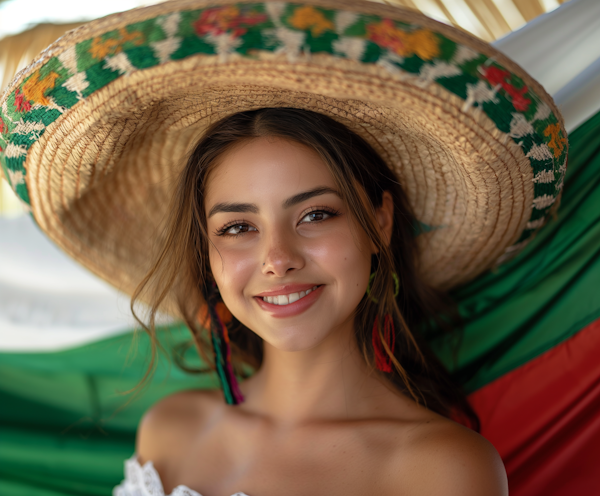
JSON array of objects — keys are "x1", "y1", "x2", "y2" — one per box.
[{"x1": 205, "y1": 137, "x2": 336, "y2": 205}]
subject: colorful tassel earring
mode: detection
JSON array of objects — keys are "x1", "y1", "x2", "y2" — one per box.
[
  {"x1": 204, "y1": 284, "x2": 244, "y2": 405},
  {"x1": 367, "y1": 272, "x2": 399, "y2": 373},
  {"x1": 372, "y1": 314, "x2": 396, "y2": 373}
]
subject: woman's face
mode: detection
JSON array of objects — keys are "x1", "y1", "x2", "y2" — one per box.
[{"x1": 205, "y1": 136, "x2": 374, "y2": 352}]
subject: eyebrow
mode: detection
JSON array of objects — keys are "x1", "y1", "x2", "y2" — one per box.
[{"x1": 207, "y1": 186, "x2": 340, "y2": 218}]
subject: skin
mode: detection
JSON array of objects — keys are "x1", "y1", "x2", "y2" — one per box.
[{"x1": 137, "y1": 136, "x2": 508, "y2": 496}]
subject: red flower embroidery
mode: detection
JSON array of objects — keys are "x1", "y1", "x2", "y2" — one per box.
[
  {"x1": 194, "y1": 6, "x2": 267, "y2": 38},
  {"x1": 0, "y1": 117, "x2": 6, "y2": 135},
  {"x1": 14, "y1": 87, "x2": 32, "y2": 113},
  {"x1": 482, "y1": 66, "x2": 531, "y2": 112}
]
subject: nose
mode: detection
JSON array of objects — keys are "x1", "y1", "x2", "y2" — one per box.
[{"x1": 261, "y1": 229, "x2": 304, "y2": 277}]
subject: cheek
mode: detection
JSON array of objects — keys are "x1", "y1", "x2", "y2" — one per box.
[
  {"x1": 208, "y1": 242, "x2": 256, "y2": 298},
  {"x1": 305, "y1": 227, "x2": 372, "y2": 301}
]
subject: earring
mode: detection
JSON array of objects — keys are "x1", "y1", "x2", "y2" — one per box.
[
  {"x1": 205, "y1": 283, "x2": 244, "y2": 405},
  {"x1": 366, "y1": 272, "x2": 399, "y2": 303},
  {"x1": 372, "y1": 314, "x2": 396, "y2": 373},
  {"x1": 366, "y1": 272, "x2": 399, "y2": 373}
]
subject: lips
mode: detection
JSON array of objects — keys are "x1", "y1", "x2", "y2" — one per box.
[
  {"x1": 261, "y1": 285, "x2": 319, "y2": 305},
  {"x1": 254, "y1": 284, "x2": 324, "y2": 318}
]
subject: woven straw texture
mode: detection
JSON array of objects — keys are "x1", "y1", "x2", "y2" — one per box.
[{"x1": 0, "y1": 0, "x2": 567, "y2": 293}]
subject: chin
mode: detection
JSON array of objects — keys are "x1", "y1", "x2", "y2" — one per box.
[{"x1": 259, "y1": 324, "x2": 332, "y2": 353}]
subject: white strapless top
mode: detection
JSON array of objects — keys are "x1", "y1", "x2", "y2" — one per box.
[{"x1": 113, "y1": 456, "x2": 250, "y2": 496}]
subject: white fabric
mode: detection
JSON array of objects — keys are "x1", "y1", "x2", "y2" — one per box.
[
  {"x1": 113, "y1": 457, "x2": 249, "y2": 496},
  {"x1": 0, "y1": 216, "x2": 137, "y2": 351},
  {"x1": 492, "y1": 0, "x2": 600, "y2": 132}
]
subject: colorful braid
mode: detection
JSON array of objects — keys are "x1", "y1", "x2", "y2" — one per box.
[{"x1": 206, "y1": 285, "x2": 244, "y2": 405}]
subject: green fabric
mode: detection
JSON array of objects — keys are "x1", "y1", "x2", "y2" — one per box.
[
  {"x1": 0, "y1": 325, "x2": 218, "y2": 495},
  {"x1": 0, "y1": 111, "x2": 598, "y2": 496},
  {"x1": 432, "y1": 108, "x2": 600, "y2": 392}
]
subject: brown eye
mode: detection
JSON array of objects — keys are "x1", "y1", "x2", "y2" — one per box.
[
  {"x1": 218, "y1": 223, "x2": 258, "y2": 236},
  {"x1": 299, "y1": 209, "x2": 336, "y2": 224},
  {"x1": 308, "y1": 212, "x2": 324, "y2": 222},
  {"x1": 226, "y1": 224, "x2": 255, "y2": 235}
]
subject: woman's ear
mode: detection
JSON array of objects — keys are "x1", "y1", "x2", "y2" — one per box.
[{"x1": 375, "y1": 191, "x2": 394, "y2": 247}]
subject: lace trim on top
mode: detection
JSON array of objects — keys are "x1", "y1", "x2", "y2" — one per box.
[{"x1": 113, "y1": 456, "x2": 249, "y2": 496}]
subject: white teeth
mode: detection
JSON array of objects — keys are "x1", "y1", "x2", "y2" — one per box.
[{"x1": 262, "y1": 286, "x2": 320, "y2": 306}]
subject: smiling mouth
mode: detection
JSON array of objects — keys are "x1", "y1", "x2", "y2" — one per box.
[{"x1": 261, "y1": 286, "x2": 320, "y2": 306}]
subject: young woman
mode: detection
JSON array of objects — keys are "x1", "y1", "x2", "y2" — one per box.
[
  {"x1": 123, "y1": 108, "x2": 507, "y2": 496},
  {"x1": 0, "y1": 0, "x2": 566, "y2": 494}
]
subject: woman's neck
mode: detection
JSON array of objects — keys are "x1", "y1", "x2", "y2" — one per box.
[{"x1": 239, "y1": 321, "x2": 397, "y2": 426}]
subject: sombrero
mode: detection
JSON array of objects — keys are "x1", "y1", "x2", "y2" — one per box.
[{"x1": 0, "y1": 0, "x2": 567, "y2": 293}]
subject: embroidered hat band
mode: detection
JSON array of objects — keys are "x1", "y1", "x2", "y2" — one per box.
[{"x1": 0, "y1": 0, "x2": 567, "y2": 293}]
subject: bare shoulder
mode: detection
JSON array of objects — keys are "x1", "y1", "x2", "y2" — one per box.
[
  {"x1": 389, "y1": 416, "x2": 508, "y2": 496},
  {"x1": 136, "y1": 388, "x2": 222, "y2": 466}
]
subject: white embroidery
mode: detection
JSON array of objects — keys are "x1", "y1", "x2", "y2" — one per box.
[
  {"x1": 152, "y1": 37, "x2": 182, "y2": 64},
  {"x1": 376, "y1": 51, "x2": 406, "y2": 75},
  {"x1": 526, "y1": 217, "x2": 546, "y2": 230},
  {"x1": 533, "y1": 194, "x2": 556, "y2": 210},
  {"x1": 4, "y1": 143, "x2": 27, "y2": 159},
  {"x1": 152, "y1": 13, "x2": 183, "y2": 64},
  {"x1": 335, "y1": 11, "x2": 359, "y2": 34},
  {"x1": 63, "y1": 72, "x2": 89, "y2": 100},
  {"x1": 453, "y1": 45, "x2": 479, "y2": 65},
  {"x1": 526, "y1": 143, "x2": 553, "y2": 161},
  {"x1": 332, "y1": 37, "x2": 366, "y2": 61},
  {"x1": 2, "y1": 100, "x2": 14, "y2": 121},
  {"x1": 558, "y1": 158, "x2": 567, "y2": 172},
  {"x1": 265, "y1": 2, "x2": 286, "y2": 26},
  {"x1": 509, "y1": 113, "x2": 533, "y2": 138},
  {"x1": 462, "y1": 80, "x2": 499, "y2": 113},
  {"x1": 13, "y1": 119, "x2": 45, "y2": 139},
  {"x1": 6, "y1": 168, "x2": 24, "y2": 187},
  {"x1": 58, "y1": 46, "x2": 79, "y2": 75},
  {"x1": 113, "y1": 457, "x2": 251, "y2": 496},
  {"x1": 32, "y1": 100, "x2": 66, "y2": 114},
  {"x1": 104, "y1": 53, "x2": 136, "y2": 76},
  {"x1": 205, "y1": 33, "x2": 243, "y2": 63},
  {"x1": 415, "y1": 61, "x2": 460, "y2": 87},
  {"x1": 532, "y1": 101, "x2": 551, "y2": 122},
  {"x1": 266, "y1": 27, "x2": 305, "y2": 62},
  {"x1": 157, "y1": 12, "x2": 181, "y2": 38},
  {"x1": 533, "y1": 169, "x2": 555, "y2": 183}
]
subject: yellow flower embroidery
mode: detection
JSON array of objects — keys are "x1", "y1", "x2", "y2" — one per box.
[
  {"x1": 22, "y1": 71, "x2": 60, "y2": 106},
  {"x1": 544, "y1": 123, "x2": 567, "y2": 158},
  {"x1": 89, "y1": 27, "x2": 144, "y2": 60},
  {"x1": 289, "y1": 6, "x2": 334, "y2": 37},
  {"x1": 367, "y1": 20, "x2": 439, "y2": 61}
]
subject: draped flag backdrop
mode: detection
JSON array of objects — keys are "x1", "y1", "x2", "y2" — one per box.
[{"x1": 1, "y1": 0, "x2": 600, "y2": 494}]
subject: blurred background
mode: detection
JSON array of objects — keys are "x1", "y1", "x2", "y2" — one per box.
[{"x1": 1, "y1": 0, "x2": 600, "y2": 495}]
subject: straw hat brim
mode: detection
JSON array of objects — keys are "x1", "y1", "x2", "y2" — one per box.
[{"x1": 0, "y1": 0, "x2": 567, "y2": 293}]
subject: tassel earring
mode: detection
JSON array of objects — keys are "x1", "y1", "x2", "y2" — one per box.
[
  {"x1": 205, "y1": 284, "x2": 244, "y2": 405},
  {"x1": 372, "y1": 314, "x2": 396, "y2": 373},
  {"x1": 367, "y1": 272, "x2": 399, "y2": 373}
]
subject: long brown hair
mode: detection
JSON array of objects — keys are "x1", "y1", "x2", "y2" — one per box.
[{"x1": 132, "y1": 107, "x2": 479, "y2": 429}]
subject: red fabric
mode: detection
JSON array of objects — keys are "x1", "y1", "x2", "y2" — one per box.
[{"x1": 469, "y1": 319, "x2": 600, "y2": 495}]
